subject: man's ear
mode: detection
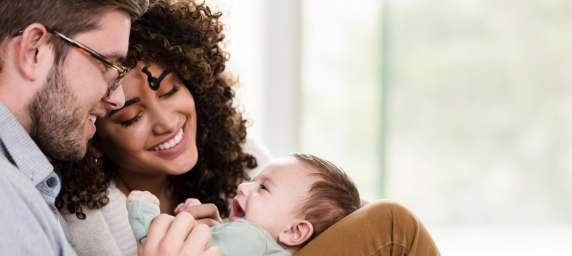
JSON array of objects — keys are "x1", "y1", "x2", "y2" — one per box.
[
  {"x1": 17, "y1": 23, "x2": 52, "y2": 81},
  {"x1": 278, "y1": 219, "x2": 313, "y2": 247}
]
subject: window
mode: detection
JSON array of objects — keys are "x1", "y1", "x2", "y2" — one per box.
[{"x1": 214, "y1": 0, "x2": 572, "y2": 254}]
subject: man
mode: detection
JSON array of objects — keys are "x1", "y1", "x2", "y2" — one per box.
[{"x1": 0, "y1": 1, "x2": 220, "y2": 255}]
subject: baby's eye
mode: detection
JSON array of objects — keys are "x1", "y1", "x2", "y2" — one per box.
[{"x1": 260, "y1": 184, "x2": 268, "y2": 191}]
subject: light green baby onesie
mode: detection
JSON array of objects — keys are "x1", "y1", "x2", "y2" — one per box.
[{"x1": 127, "y1": 200, "x2": 293, "y2": 256}]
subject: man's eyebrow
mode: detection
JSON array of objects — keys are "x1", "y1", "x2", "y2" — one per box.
[
  {"x1": 108, "y1": 97, "x2": 141, "y2": 117},
  {"x1": 107, "y1": 53, "x2": 126, "y2": 64}
]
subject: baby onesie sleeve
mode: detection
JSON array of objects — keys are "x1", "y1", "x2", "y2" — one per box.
[{"x1": 127, "y1": 199, "x2": 161, "y2": 246}]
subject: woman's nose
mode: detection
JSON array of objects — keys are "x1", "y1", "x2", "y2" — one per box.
[{"x1": 151, "y1": 109, "x2": 178, "y2": 135}]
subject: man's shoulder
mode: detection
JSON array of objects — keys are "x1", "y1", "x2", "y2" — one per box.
[
  {"x1": 0, "y1": 155, "x2": 76, "y2": 256},
  {"x1": 0, "y1": 153, "x2": 52, "y2": 228},
  {"x1": 0, "y1": 154, "x2": 30, "y2": 191}
]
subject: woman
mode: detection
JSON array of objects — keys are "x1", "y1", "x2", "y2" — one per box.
[
  {"x1": 55, "y1": 0, "x2": 271, "y2": 255},
  {"x1": 57, "y1": 1, "x2": 440, "y2": 255}
]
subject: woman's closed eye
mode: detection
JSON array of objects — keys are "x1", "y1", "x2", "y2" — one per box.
[
  {"x1": 120, "y1": 111, "x2": 142, "y2": 128},
  {"x1": 118, "y1": 84, "x2": 181, "y2": 128},
  {"x1": 159, "y1": 84, "x2": 181, "y2": 99}
]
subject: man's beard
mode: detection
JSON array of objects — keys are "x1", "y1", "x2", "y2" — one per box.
[{"x1": 28, "y1": 65, "x2": 87, "y2": 161}]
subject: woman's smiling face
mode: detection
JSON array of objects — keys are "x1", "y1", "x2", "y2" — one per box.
[{"x1": 93, "y1": 62, "x2": 198, "y2": 176}]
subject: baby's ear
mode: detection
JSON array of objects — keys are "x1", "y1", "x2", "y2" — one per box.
[{"x1": 278, "y1": 219, "x2": 313, "y2": 247}]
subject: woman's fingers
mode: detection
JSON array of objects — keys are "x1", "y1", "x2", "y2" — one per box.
[
  {"x1": 137, "y1": 241, "x2": 144, "y2": 256},
  {"x1": 144, "y1": 214, "x2": 175, "y2": 250},
  {"x1": 201, "y1": 247, "x2": 222, "y2": 256},
  {"x1": 137, "y1": 212, "x2": 218, "y2": 256},
  {"x1": 182, "y1": 224, "x2": 212, "y2": 254},
  {"x1": 196, "y1": 218, "x2": 221, "y2": 228},
  {"x1": 161, "y1": 212, "x2": 198, "y2": 252},
  {"x1": 181, "y1": 204, "x2": 223, "y2": 224}
]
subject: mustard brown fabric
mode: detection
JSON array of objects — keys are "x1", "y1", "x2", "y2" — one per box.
[{"x1": 295, "y1": 200, "x2": 441, "y2": 256}]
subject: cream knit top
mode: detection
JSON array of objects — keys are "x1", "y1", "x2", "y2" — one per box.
[{"x1": 62, "y1": 138, "x2": 273, "y2": 256}]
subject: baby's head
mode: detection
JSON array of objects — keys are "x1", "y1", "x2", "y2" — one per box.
[{"x1": 230, "y1": 152, "x2": 361, "y2": 253}]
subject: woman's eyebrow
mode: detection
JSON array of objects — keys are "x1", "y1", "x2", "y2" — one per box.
[
  {"x1": 142, "y1": 68, "x2": 172, "y2": 90},
  {"x1": 108, "y1": 97, "x2": 141, "y2": 117}
]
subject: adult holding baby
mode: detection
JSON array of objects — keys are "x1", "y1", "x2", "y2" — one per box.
[{"x1": 55, "y1": 0, "x2": 441, "y2": 255}]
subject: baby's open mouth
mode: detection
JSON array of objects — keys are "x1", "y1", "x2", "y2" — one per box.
[{"x1": 233, "y1": 199, "x2": 245, "y2": 218}]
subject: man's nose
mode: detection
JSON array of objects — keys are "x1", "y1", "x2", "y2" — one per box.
[{"x1": 103, "y1": 84, "x2": 125, "y2": 110}]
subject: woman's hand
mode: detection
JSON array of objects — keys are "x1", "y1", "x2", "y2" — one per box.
[
  {"x1": 137, "y1": 212, "x2": 222, "y2": 256},
  {"x1": 174, "y1": 198, "x2": 223, "y2": 227}
]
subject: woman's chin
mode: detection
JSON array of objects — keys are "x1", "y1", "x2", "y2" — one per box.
[
  {"x1": 166, "y1": 154, "x2": 198, "y2": 175},
  {"x1": 155, "y1": 144, "x2": 198, "y2": 175}
]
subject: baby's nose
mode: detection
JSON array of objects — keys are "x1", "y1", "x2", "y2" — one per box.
[{"x1": 237, "y1": 183, "x2": 249, "y2": 197}]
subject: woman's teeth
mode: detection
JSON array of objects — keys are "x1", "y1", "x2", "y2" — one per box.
[
  {"x1": 88, "y1": 115, "x2": 97, "y2": 124},
  {"x1": 152, "y1": 127, "x2": 184, "y2": 151}
]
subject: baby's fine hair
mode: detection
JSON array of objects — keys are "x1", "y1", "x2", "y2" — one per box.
[{"x1": 288, "y1": 152, "x2": 362, "y2": 245}]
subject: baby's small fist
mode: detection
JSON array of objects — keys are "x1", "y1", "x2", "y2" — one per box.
[
  {"x1": 126, "y1": 190, "x2": 160, "y2": 209},
  {"x1": 174, "y1": 198, "x2": 202, "y2": 214}
]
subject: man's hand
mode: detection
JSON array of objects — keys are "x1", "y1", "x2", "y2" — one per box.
[
  {"x1": 174, "y1": 199, "x2": 223, "y2": 227},
  {"x1": 137, "y1": 212, "x2": 222, "y2": 256}
]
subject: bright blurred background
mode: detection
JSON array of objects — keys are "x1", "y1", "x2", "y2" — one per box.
[{"x1": 206, "y1": 0, "x2": 572, "y2": 254}]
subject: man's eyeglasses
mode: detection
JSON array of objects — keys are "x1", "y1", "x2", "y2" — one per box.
[{"x1": 15, "y1": 28, "x2": 129, "y2": 98}]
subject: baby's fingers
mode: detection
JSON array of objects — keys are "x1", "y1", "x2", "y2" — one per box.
[
  {"x1": 181, "y1": 204, "x2": 223, "y2": 225},
  {"x1": 184, "y1": 198, "x2": 202, "y2": 208},
  {"x1": 175, "y1": 198, "x2": 202, "y2": 213},
  {"x1": 174, "y1": 203, "x2": 186, "y2": 214}
]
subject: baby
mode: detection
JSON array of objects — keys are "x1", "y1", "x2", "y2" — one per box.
[{"x1": 127, "y1": 152, "x2": 362, "y2": 256}]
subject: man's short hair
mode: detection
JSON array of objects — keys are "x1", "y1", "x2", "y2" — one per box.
[
  {"x1": 289, "y1": 152, "x2": 362, "y2": 245},
  {"x1": 0, "y1": 0, "x2": 148, "y2": 71}
]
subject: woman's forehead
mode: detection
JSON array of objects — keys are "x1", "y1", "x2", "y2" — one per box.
[{"x1": 123, "y1": 64, "x2": 173, "y2": 93}]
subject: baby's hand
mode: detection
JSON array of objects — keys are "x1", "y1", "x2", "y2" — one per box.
[
  {"x1": 174, "y1": 198, "x2": 202, "y2": 214},
  {"x1": 126, "y1": 190, "x2": 160, "y2": 209},
  {"x1": 175, "y1": 198, "x2": 222, "y2": 227}
]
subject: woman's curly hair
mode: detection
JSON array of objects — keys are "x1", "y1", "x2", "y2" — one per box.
[{"x1": 55, "y1": 0, "x2": 257, "y2": 219}]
